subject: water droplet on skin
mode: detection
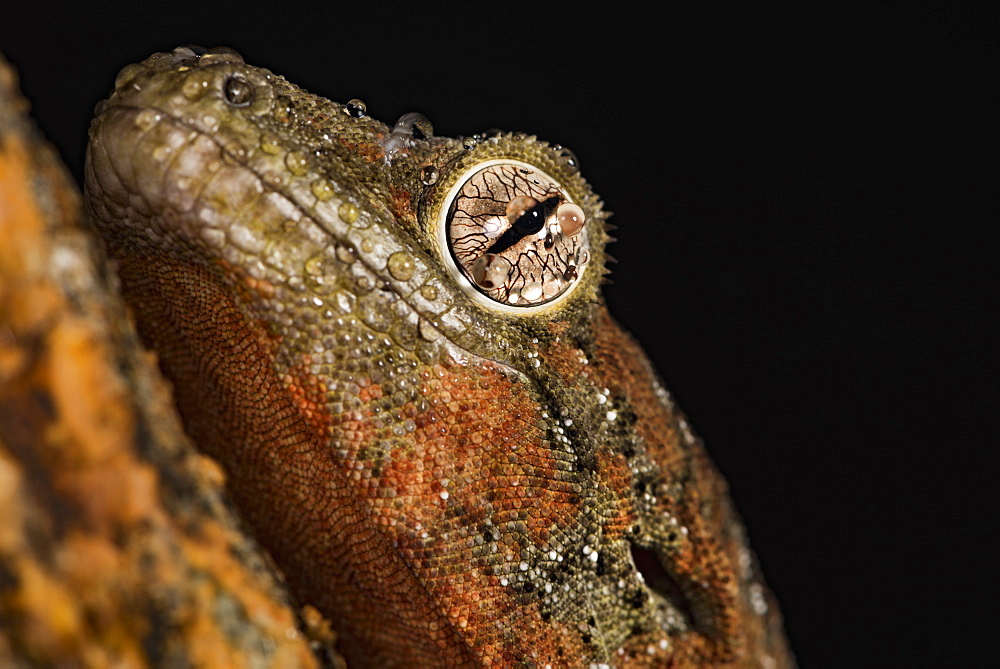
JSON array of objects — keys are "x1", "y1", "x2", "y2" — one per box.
[
  {"x1": 346, "y1": 99, "x2": 367, "y2": 118},
  {"x1": 223, "y1": 140, "x2": 248, "y2": 164},
  {"x1": 360, "y1": 239, "x2": 374, "y2": 254},
  {"x1": 199, "y1": 48, "x2": 245, "y2": 67},
  {"x1": 462, "y1": 136, "x2": 477, "y2": 150},
  {"x1": 181, "y1": 75, "x2": 209, "y2": 100},
  {"x1": 114, "y1": 63, "x2": 145, "y2": 91},
  {"x1": 421, "y1": 165, "x2": 439, "y2": 186},
  {"x1": 310, "y1": 178, "x2": 334, "y2": 201},
  {"x1": 557, "y1": 203, "x2": 585, "y2": 236},
  {"x1": 260, "y1": 133, "x2": 281, "y2": 154},
  {"x1": 387, "y1": 252, "x2": 416, "y2": 281},
  {"x1": 554, "y1": 144, "x2": 579, "y2": 169},
  {"x1": 304, "y1": 255, "x2": 339, "y2": 294},
  {"x1": 263, "y1": 170, "x2": 285, "y2": 189},
  {"x1": 134, "y1": 109, "x2": 161, "y2": 131},
  {"x1": 172, "y1": 45, "x2": 206, "y2": 60},
  {"x1": 418, "y1": 319, "x2": 440, "y2": 342},
  {"x1": 304, "y1": 254, "x2": 330, "y2": 276},
  {"x1": 338, "y1": 202, "x2": 360, "y2": 224},
  {"x1": 420, "y1": 285, "x2": 438, "y2": 301},
  {"x1": 151, "y1": 145, "x2": 171, "y2": 162},
  {"x1": 335, "y1": 245, "x2": 356, "y2": 264},
  {"x1": 284, "y1": 150, "x2": 309, "y2": 175},
  {"x1": 205, "y1": 46, "x2": 244, "y2": 60}
]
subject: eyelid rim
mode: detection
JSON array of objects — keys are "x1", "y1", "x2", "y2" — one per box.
[{"x1": 434, "y1": 158, "x2": 588, "y2": 315}]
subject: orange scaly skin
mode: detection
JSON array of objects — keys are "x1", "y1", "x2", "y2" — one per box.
[{"x1": 84, "y1": 47, "x2": 793, "y2": 667}]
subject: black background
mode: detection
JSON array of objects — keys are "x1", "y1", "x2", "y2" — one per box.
[{"x1": 2, "y1": 2, "x2": 994, "y2": 666}]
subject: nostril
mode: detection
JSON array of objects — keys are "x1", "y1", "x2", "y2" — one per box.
[{"x1": 222, "y1": 77, "x2": 254, "y2": 107}]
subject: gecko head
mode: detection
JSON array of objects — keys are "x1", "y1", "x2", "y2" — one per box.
[{"x1": 85, "y1": 45, "x2": 612, "y2": 366}]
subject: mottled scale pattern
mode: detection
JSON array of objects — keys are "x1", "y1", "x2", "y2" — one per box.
[{"x1": 84, "y1": 46, "x2": 793, "y2": 667}]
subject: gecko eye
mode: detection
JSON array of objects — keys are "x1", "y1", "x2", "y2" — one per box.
[
  {"x1": 222, "y1": 76, "x2": 254, "y2": 107},
  {"x1": 437, "y1": 159, "x2": 590, "y2": 311}
]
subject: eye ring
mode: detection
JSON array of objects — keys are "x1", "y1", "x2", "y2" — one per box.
[
  {"x1": 436, "y1": 159, "x2": 591, "y2": 314},
  {"x1": 222, "y1": 76, "x2": 254, "y2": 107}
]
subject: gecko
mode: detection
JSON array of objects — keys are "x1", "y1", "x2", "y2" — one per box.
[{"x1": 83, "y1": 46, "x2": 794, "y2": 667}]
